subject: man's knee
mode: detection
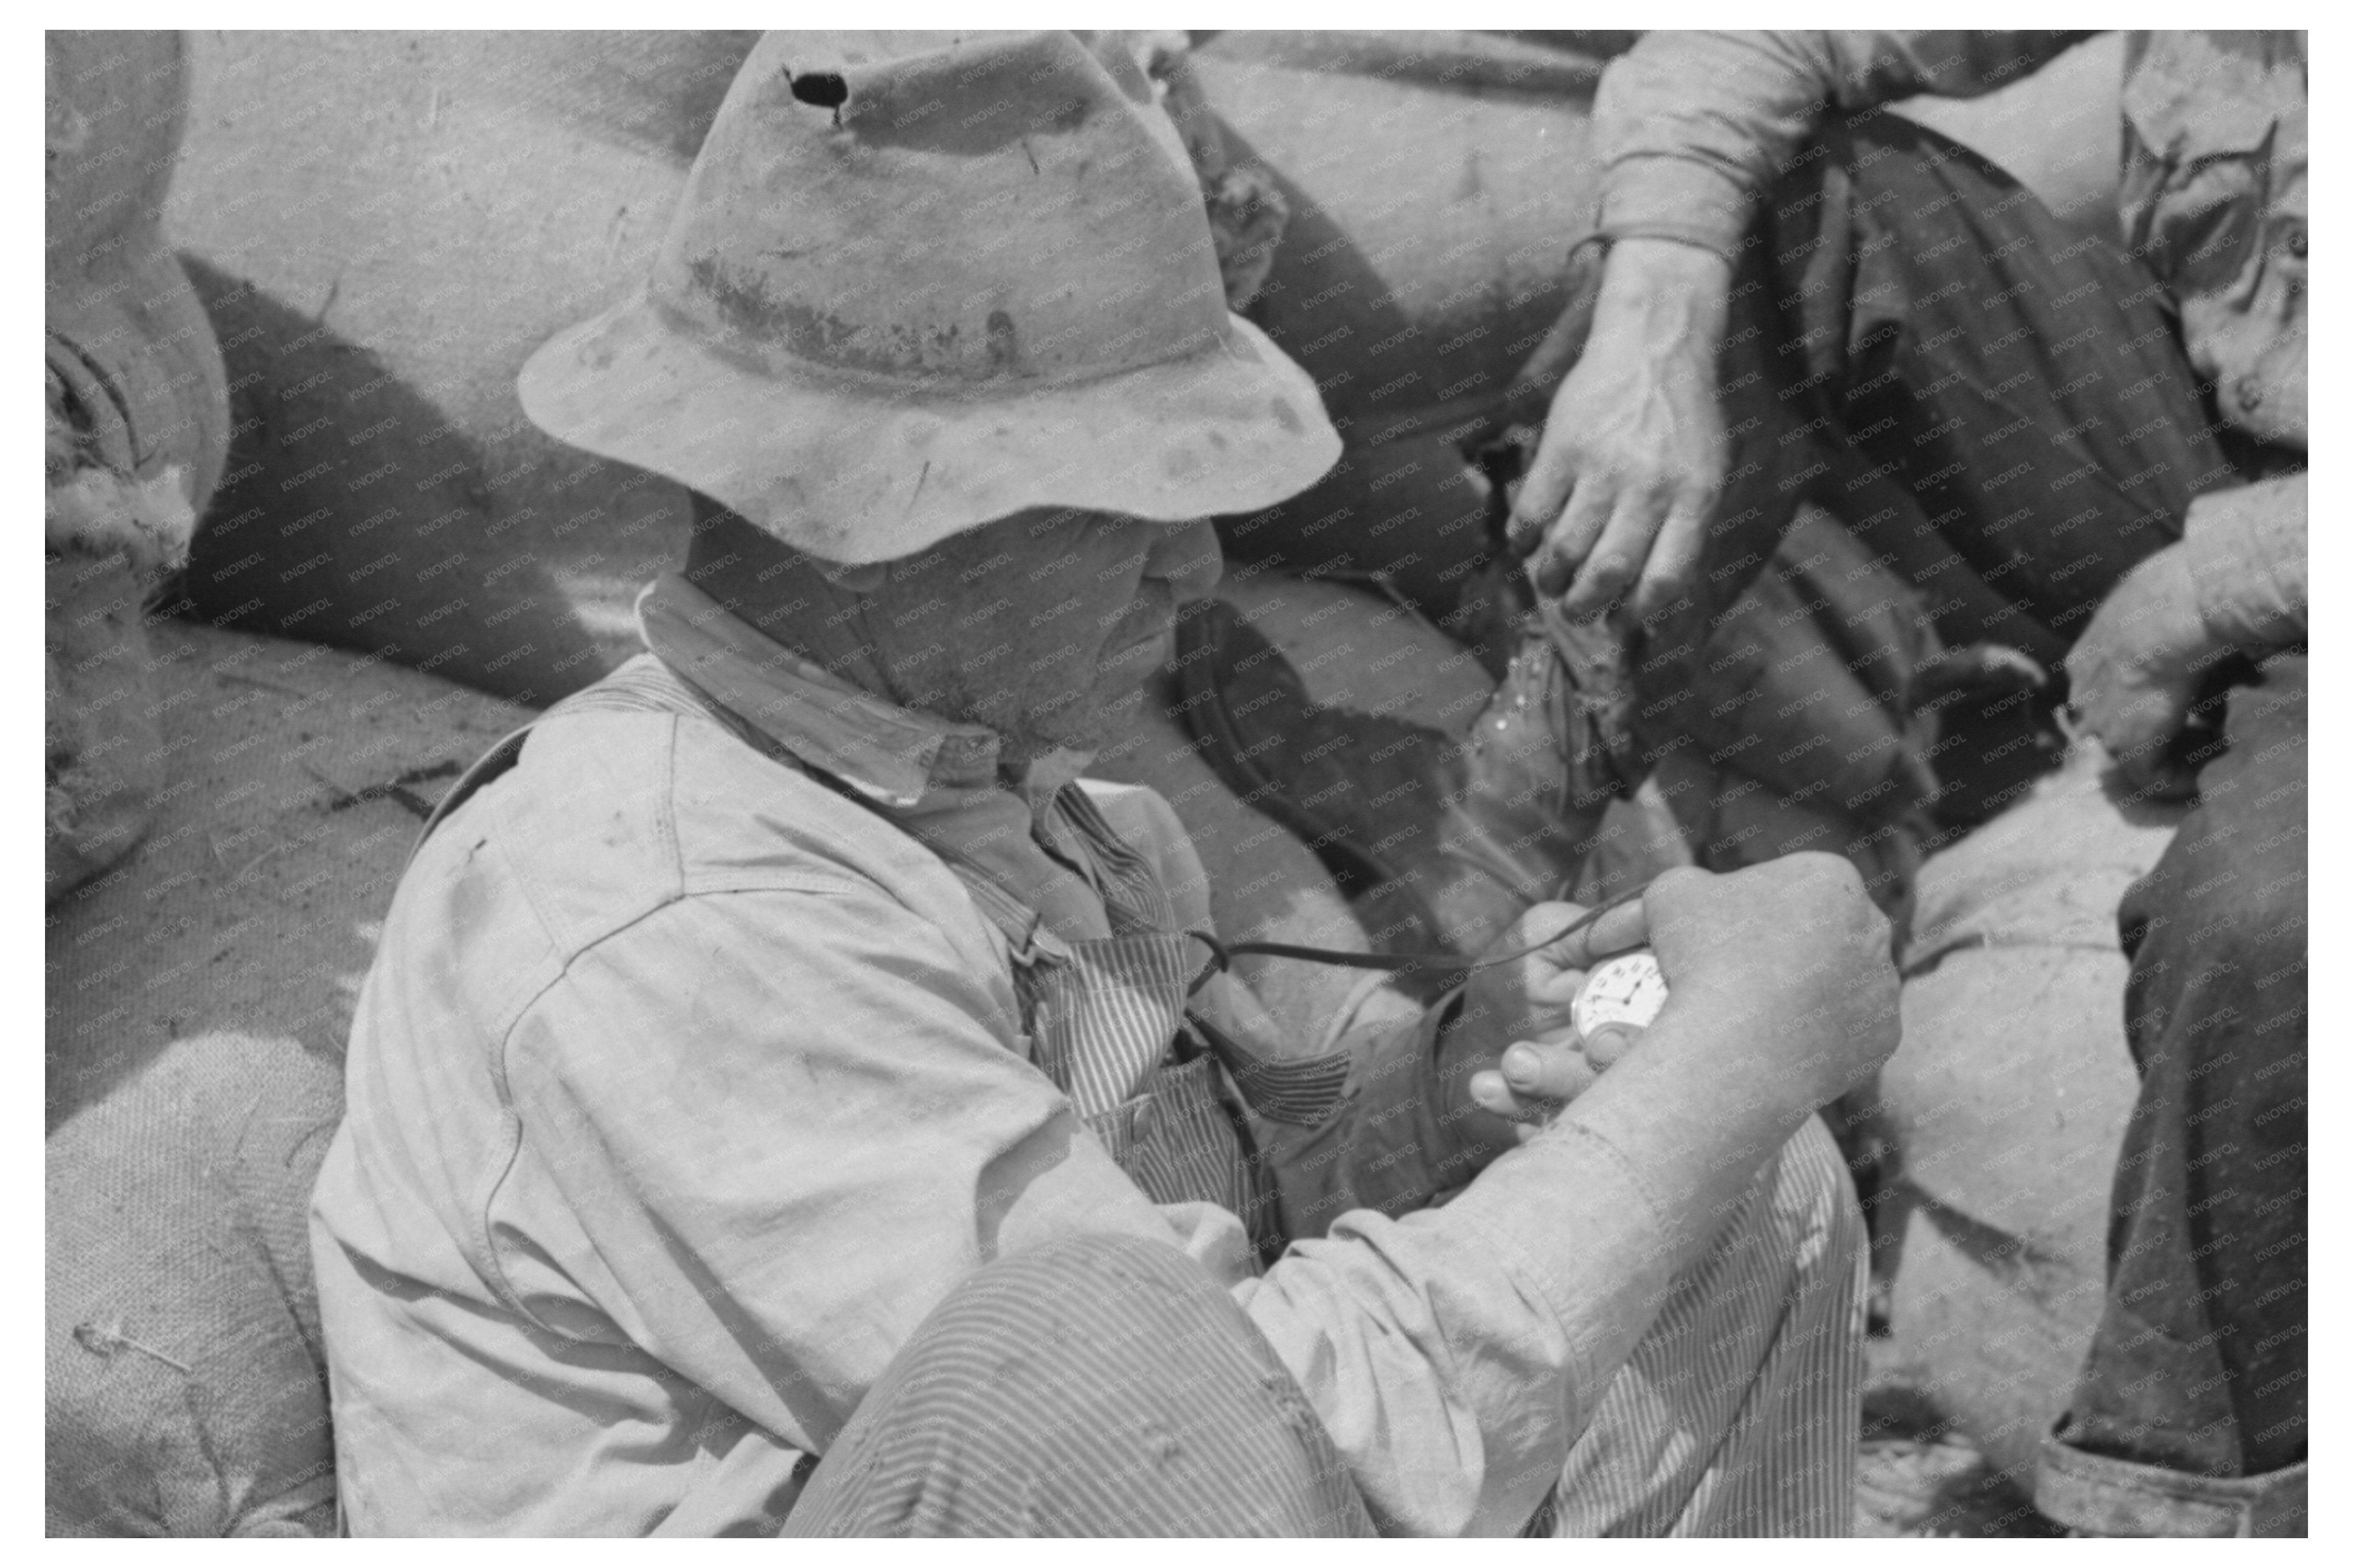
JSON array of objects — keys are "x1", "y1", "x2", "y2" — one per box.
[
  {"x1": 934, "y1": 1232, "x2": 1321, "y2": 1448},
  {"x1": 2124, "y1": 802, "x2": 2305, "y2": 999},
  {"x1": 1781, "y1": 1115, "x2": 1867, "y2": 1255},
  {"x1": 857, "y1": 1232, "x2": 1369, "y2": 1536},
  {"x1": 990, "y1": 1231, "x2": 1218, "y2": 1305}
]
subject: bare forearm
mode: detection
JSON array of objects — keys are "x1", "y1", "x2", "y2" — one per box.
[
  {"x1": 1234, "y1": 1007, "x2": 1814, "y2": 1537},
  {"x1": 1588, "y1": 237, "x2": 1734, "y2": 372},
  {"x1": 1238, "y1": 996, "x2": 1837, "y2": 1533},
  {"x1": 1439, "y1": 1000, "x2": 1822, "y2": 1377}
]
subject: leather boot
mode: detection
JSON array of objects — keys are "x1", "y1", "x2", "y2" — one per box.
[
  {"x1": 1175, "y1": 594, "x2": 1641, "y2": 964},
  {"x1": 1428, "y1": 599, "x2": 1639, "y2": 952}
]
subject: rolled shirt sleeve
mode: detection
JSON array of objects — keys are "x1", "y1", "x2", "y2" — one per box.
[
  {"x1": 1242, "y1": 1120, "x2": 1681, "y2": 1535},
  {"x1": 2178, "y1": 474, "x2": 2307, "y2": 651},
  {"x1": 1596, "y1": 30, "x2": 2093, "y2": 258},
  {"x1": 502, "y1": 878, "x2": 1630, "y2": 1535}
]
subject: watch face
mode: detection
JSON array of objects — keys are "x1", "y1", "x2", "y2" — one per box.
[{"x1": 1572, "y1": 951, "x2": 1669, "y2": 1038}]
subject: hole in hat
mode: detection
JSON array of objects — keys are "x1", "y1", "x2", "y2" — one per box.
[{"x1": 789, "y1": 72, "x2": 849, "y2": 111}]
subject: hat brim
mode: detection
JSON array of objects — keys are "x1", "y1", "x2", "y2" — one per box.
[{"x1": 518, "y1": 290, "x2": 1343, "y2": 564}]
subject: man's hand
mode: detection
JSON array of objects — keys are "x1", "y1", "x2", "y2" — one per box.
[
  {"x1": 1507, "y1": 238, "x2": 1734, "y2": 621},
  {"x1": 1457, "y1": 855, "x2": 1899, "y2": 1147},
  {"x1": 1436, "y1": 898, "x2": 1650, "y2": 1153},
  {"x1": 1645, "y1": 855, "x2": 1899, "y2": 1117},
  {"x1": 2065, "y1": 546, "x2": 2224, "y2": 798},
  {"x1": 1467, "y1": 1019, "x2": 1646, "y2": 1145}
]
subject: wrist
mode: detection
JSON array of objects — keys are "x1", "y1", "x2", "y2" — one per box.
[
  {"x1": 2124, "y1": 547, "x2": 2229, "y2": 667},
  {"x1": 1632, "y1": 990, "x2": 1827, "y2": 1126},
  {"x1": 1597, "y1": 238, "x2": 1732, "y2": 315},
  {"x1": 1607, "y1": 235, "x2": 1735, "y2": 277}
]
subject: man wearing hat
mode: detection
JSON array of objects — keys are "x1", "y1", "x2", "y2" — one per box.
[{"x1": 311, "y1": 32, "x2": 1897, "y2": 1537}]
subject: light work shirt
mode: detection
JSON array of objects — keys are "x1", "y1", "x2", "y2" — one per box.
[{"x1": 310, "y1": 574, "x2": 1692, "y2": 1537}]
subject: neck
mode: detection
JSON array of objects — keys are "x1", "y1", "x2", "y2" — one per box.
[
  {"x1": 677, "y1": 503, "x2": 1069, "y2": 791},
  {"x1": 683, "y1": 502, "x2": 895, "y2": 697}
]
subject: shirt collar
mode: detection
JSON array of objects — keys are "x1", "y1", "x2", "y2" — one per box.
[
  {"x1": 637, "y1": 572, "x2": 1118, "y2": 939},
  {"x1": 637, "y1": 572, "x2": 1015, "y2": 810},
  {"x1": 637, "y1": 568, "x2": 1096, "y2": 797}
]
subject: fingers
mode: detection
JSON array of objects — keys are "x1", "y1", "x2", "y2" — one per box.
[
  {"x1": 1468, "y1": 1067, "x2": 1549, "y2": 1124},
  {"x1": 1638, "y1": 862, "x2": 1751, "y2": 981},
  {"x1": 1579, "y1": 1025, "x2": 1639, "y2": 1073},
  {"x1": 1558, "y1": 896, "x2": 1651, "y2": 969},
  {"x1": 1917, "y1": 642, "x2": 2049, "y2": 716},
  {"x1": 2066, "y1": 669, "x2": 2202, "y2": 800},
  {"x1": 1512, "y1": 897, "x2": 1652, "y2": 979},
  {"x1": 1636, "y1": 863, "x2": 1714, "y2": 926},
  {"x1": 1504, "y1": 1038, "x2": 1597, "y2": 1103},
  {"x1": 1470, "y1": 1024, "x2": 1636, "y2": 1129},
  {"x1": 1520, "y1": 465, "x2": 1616, "y2": 599},
  {"x1": 1506, "y1": 407, "x2": 1585, "y2": 557},
  {"x1": 1559, "y1": 484, "x2": 1673, "y2": 619},
  {"x1": 1468, "y1": 1036, "x2": 1599, "y2": 1123},
  {"x1": 1511, "y1": 901, "x2": 1599, "y2": 949},
  {"x1": 2109, "y1": 735, "x2": 2201, "y2": 800},
  {"x1": 1628, "y1": 484, "x2": 1715, "y2": 623}
]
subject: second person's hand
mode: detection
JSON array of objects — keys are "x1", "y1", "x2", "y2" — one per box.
[{"x1": 1507, "y1": 238, "x2": 1733, "y2": 622}]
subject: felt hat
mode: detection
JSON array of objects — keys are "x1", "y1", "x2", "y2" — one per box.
[{"x1": 520, "y1": 30, "x2": 1340, "y2": 563}]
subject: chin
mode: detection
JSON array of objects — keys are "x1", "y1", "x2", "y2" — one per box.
[{"x1": 1022, "y1": 685, "x2": 1145, "y2": 761}]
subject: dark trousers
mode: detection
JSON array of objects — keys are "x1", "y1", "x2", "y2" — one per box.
[
  {"x1": 783, "y1": 1234, "x2": 1375, "y2": 1536},
  {"x1": 1635, "y1": 111, "x2": 2243, "y2": 830},
  {"x1": 1681, "y1": 113, "x2": 2306, "y2": 1527},
  {"x1": 2036, "y1": 654, "x2": 2308, "y2": 1535}
]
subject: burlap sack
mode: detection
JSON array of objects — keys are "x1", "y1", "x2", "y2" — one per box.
[
  {"x1": 1186, "y1": 32, "x2": 1609, "y2": 612},
  {"x1": 47, "y1": 31, "x2": 229, "y2": 513},
  {"x1": 1876, "y1": 744, "x2": 2188, "y2": 1483},
  {"x1": 46, "y1": 620, "x2": 530, "y2": 1535},
  {"x1": 46, "y1": 551, "x2": 170, "y2": 902},
  {"x1": 47, "y1": 619, "x2": 529, "y2": 1128},
  {"x1": 1196, "y1": 31, "x2": 1611, "y2": 426},
  {"x1": 47, "y1": 1033, "x2": 343, "y2": 1537},
  {"x1": 164, "y1": 32, "x2": 761, "y2": 702},
  {"x1": 47, "y1": 30, "x2": 230, "y2": 901}
]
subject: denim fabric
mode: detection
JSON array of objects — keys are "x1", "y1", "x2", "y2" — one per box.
[
  {"x1": 1634, "y1": 113, "x2": 2232, "y2": 831},
  {"x1": 1596, "y1": 32, "x2": 2307, "y2": 452},
  {"x1": 2046, "y1": 653, "x2": 2306, "y2": 1498}
]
